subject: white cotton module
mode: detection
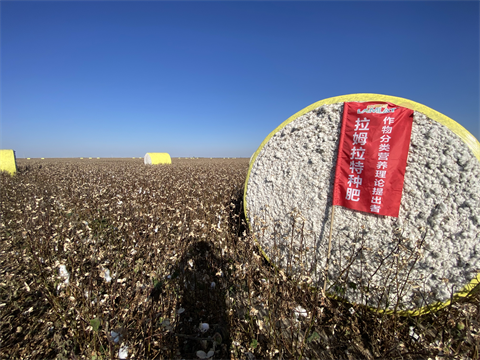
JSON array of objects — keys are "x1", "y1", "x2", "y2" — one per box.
[{"x1": 244, "y1": 94, "x2": 480, "y2": 314}]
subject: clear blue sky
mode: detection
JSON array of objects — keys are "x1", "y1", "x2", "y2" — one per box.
[{"x1": 1, "y1": 1, "x2": 479, "y2": 158}]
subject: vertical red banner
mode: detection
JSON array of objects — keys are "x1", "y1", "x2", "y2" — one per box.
[{"x1": 332, "y1": 102, "x2": 414, "y2": 217}]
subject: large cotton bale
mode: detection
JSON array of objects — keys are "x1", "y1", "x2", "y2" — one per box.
[
  {"x1": 244, "y1": 93, "x2": 480, "y2": 315},
  {"x1": 0, "y1": 149, "x2": 17, "y2": 175},
  {"x1": 144, "y1": 152, "x2": 172, "y2": 165}
]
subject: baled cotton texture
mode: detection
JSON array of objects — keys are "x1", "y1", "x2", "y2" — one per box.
[{"x1": 244, "y1": 97, "x2": 480, "y2": 314}]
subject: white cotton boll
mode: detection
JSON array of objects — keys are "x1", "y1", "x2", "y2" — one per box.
[
  {"x1": 294, "y1": 305, "x2": 307, "y2": 318},
  {"x1": 199, "y1": 322, "x2": 209, "y2": 333},
  {"x1": 409, "y1": 327, "x2": 419, "y2": 341},
  {"x1": 105, "y1": 270, "x2": 112, "y2": 283},
  {"x1": 118, "y1": 345, "x2": 128, "y2": 359},
  {"x1": 59, "y1": 265, "x2": 70, "y2": 284},
  {"x1": 101, "y1": 268, "x2": 112, "y2": 283}
]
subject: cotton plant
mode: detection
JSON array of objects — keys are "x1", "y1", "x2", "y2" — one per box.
[
  {"x1": 192, "y1": 323, "x2": 212, "y2": 356},
  {"x1": 196, "y1": 322, "x2": 222, "y2": 359}
]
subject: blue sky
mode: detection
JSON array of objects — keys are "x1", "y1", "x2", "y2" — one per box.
[{"x1": 1, "y1": 1, "x2": 479, "y2": 158}]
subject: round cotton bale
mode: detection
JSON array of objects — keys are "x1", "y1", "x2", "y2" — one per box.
[
  {"x1": 144, "y1": 152, "x2": 172, "y2": 165},
  {"x1": 0, "y1": 149, "x2": 17, "y2": 175},
  {"x1": 244, "y1": 93, "x2": 480, "y2": 315}
]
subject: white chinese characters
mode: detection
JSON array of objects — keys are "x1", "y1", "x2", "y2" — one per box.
[{"x1": 346, "y1": 117, "x2": 371, "y2": 202}]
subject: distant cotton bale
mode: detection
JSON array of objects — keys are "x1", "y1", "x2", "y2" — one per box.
[
  {"x1": 144, "y1": 153, "x2": 172, "y2": 165},
  {"x1": 0, "y1": 149, "x2": 17, "y2": 175}
]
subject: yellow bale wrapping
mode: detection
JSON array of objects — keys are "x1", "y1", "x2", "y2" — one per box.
[
  {"x1": 0, "y1": 149, "x2": 17, "y2": 175},
  {"x1": 144, "y1": 153, "x2": 172, "y2": 165}
]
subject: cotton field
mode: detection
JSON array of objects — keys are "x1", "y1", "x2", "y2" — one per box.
[{"x1": 1, "y1": 158, "x2": 479, "y2": 359}]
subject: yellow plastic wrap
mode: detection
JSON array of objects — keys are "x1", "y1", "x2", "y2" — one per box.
[
  {"x1": 0, "y1": 149, "x2": 17, "y2": 175},
  {"x1": 144, "y1": 152, "x2": 172, "y2": 165},
  {"x1": 244, "y1": 93, "x2": 480, "y2": 316}
]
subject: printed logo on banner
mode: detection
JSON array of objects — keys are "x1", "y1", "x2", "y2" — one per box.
[
  {"x1": 332, "y1": 102, "x2": 414, "y2": 217},
  {"x1": 357, "y1": 104, "x2": 397, "y2": 114}
]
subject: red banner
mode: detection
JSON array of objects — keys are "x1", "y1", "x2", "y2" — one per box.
[{"x1": 332, "y1": 102, "x2": 414, "y2": 217}]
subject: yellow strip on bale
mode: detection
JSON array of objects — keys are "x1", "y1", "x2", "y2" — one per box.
[
  {"x1": 244, "y1": 93, "x2": 480, "y2": 316},
  {"x1": 144, "y1": 153, "x2": 172, "y2": 165},
  {"x1": 0, "y1": 149, "x2": 17, "y2": 175}
]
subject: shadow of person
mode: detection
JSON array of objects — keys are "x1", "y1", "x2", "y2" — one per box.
[{"x1": 172, "y1": 239, "x2": 231, "y2": 359}]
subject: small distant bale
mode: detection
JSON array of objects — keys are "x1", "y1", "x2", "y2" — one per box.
[
  {"x1": 144, "y1": 153, "x2": 172, "y2": 165},
  {"x1": 0, "y1": 149, "x2": 17, "y2": 175}
]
